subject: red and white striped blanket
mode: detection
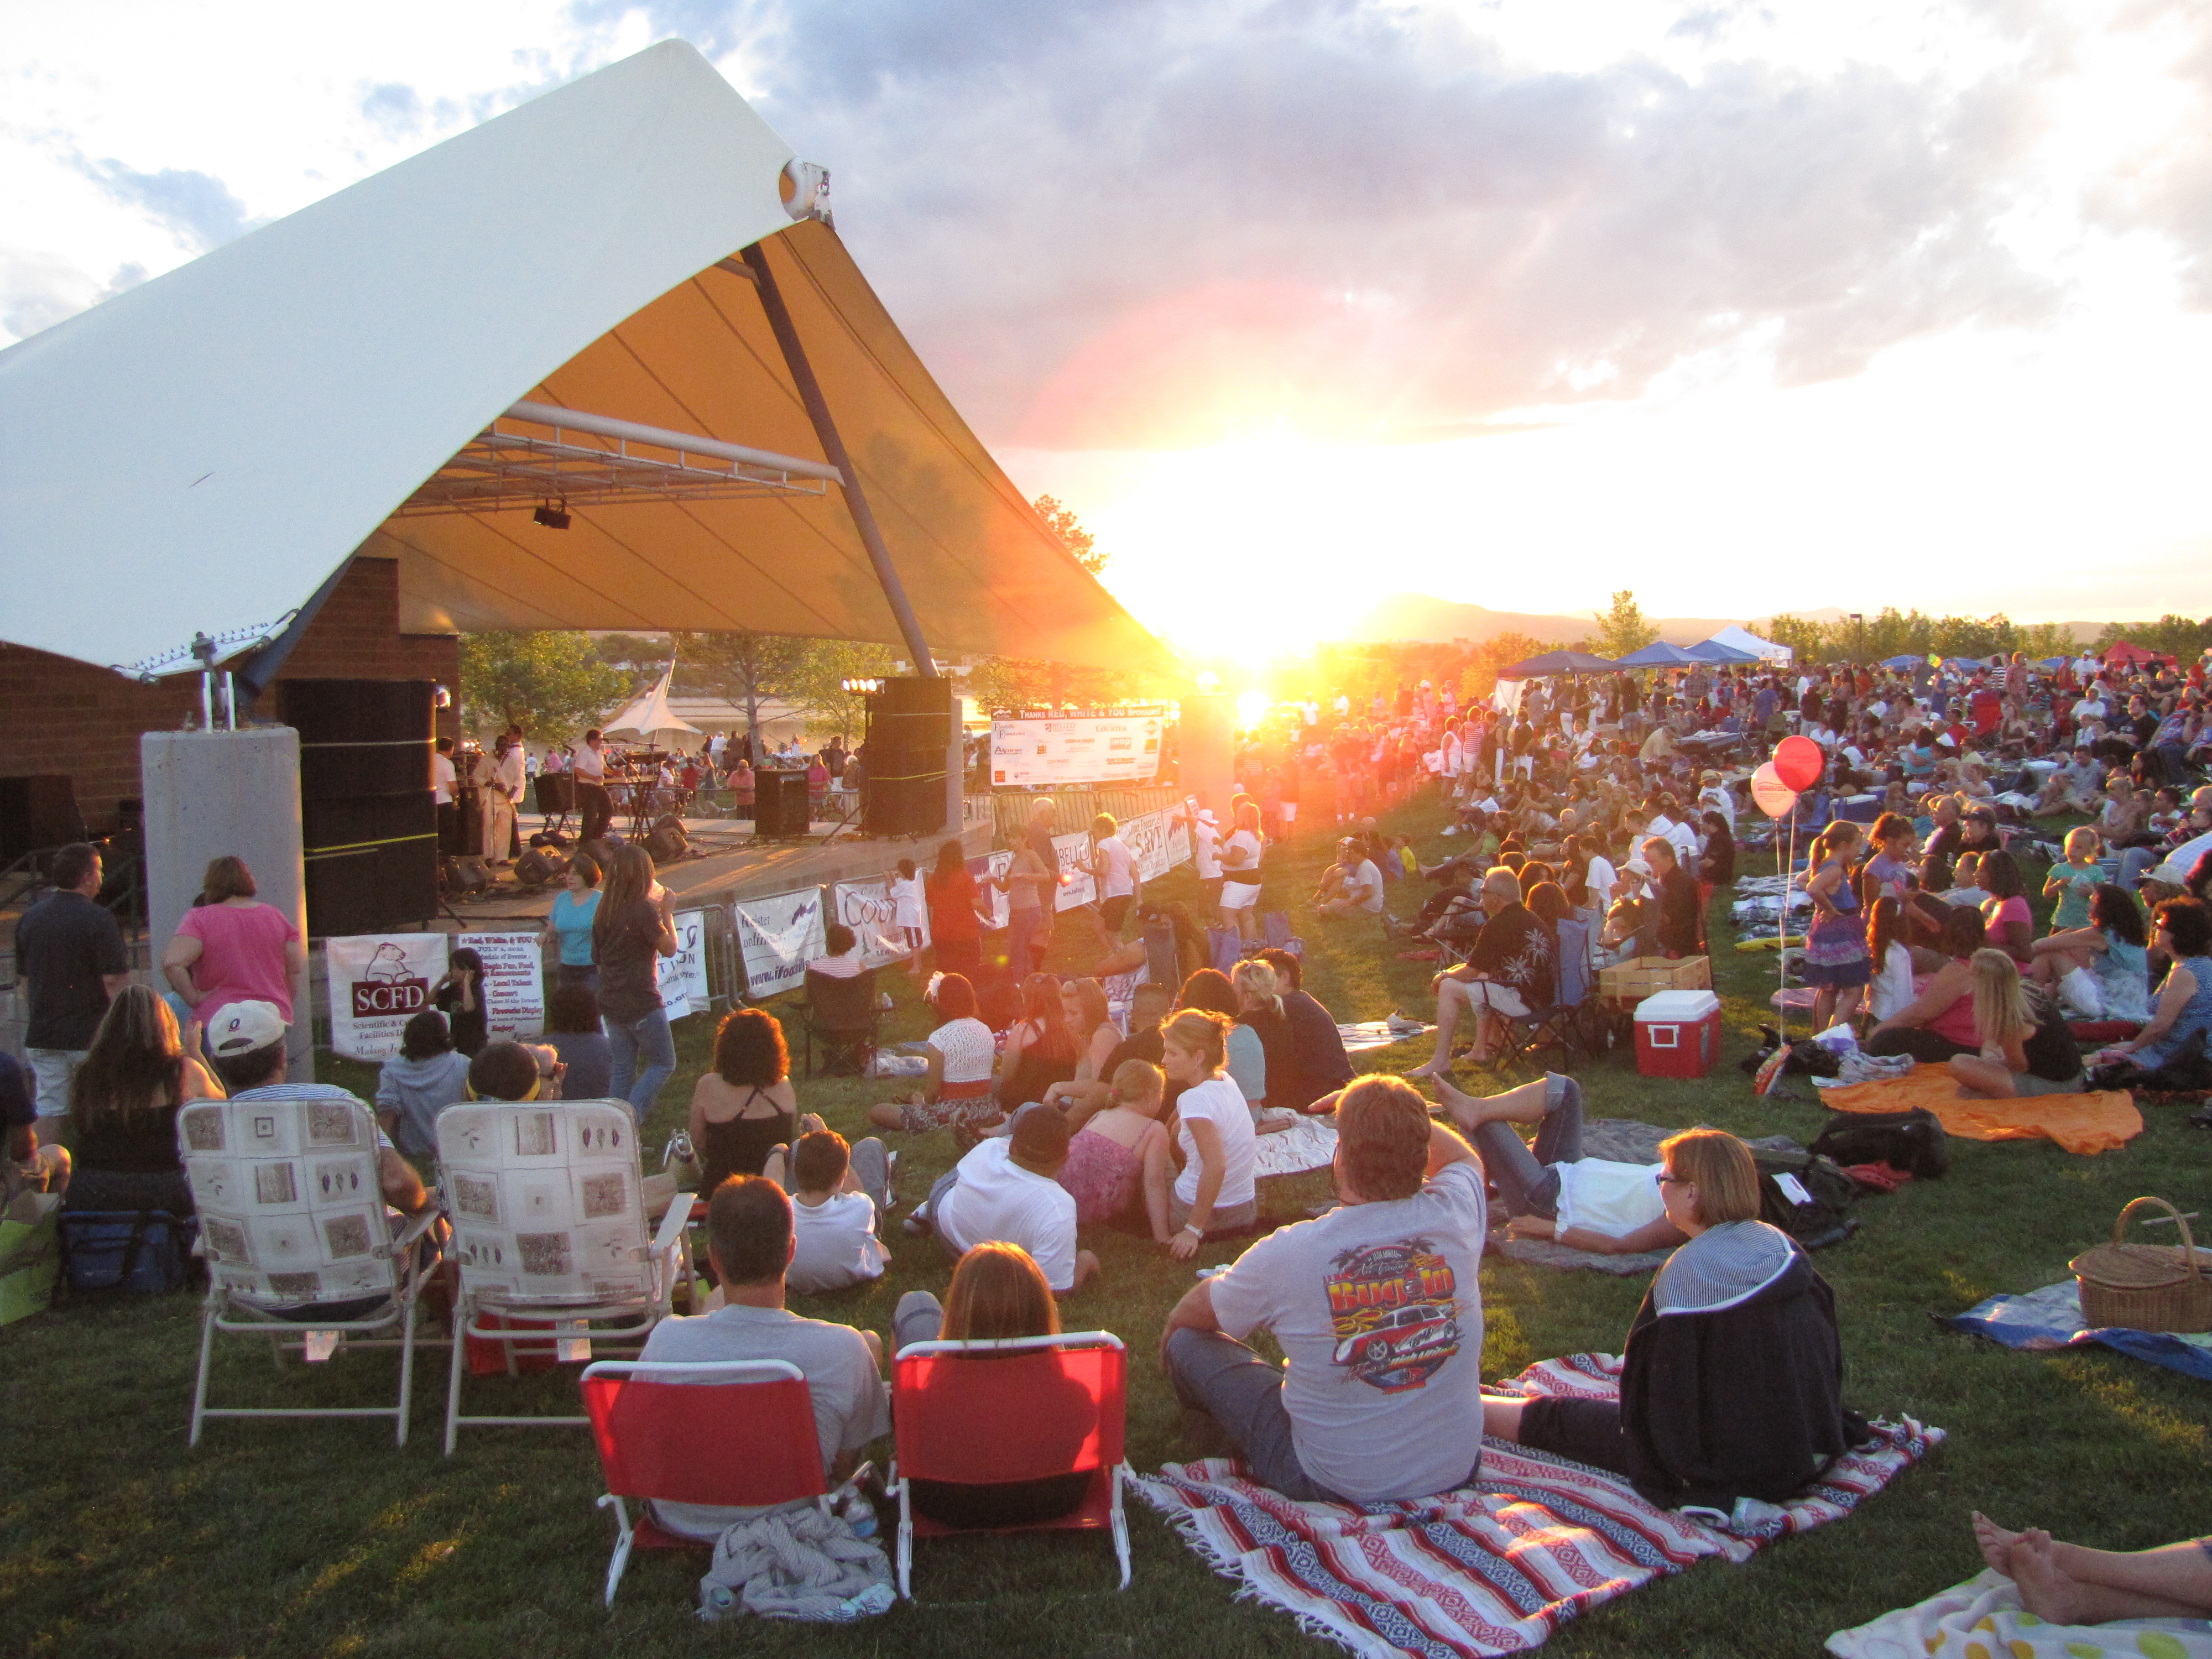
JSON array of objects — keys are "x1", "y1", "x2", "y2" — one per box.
[{"x1": 1132, "y1": 1354, "x2": 1942, "y2": 1659}]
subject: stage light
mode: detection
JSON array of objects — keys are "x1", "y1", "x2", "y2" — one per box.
[
  {"x1": 841, "y1": 677, "x2": 884, "y2": 695},
  {"x1": 533, "y1": 502, "x2": 571, "y2": 530},
  {"x1": 1196, "y1": 670, "x2": 1220, "y2": 693}
]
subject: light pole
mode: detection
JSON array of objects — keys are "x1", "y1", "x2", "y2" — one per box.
[{"x1": 1849, "y1": 613, "x2": 1865, "y2": 666}]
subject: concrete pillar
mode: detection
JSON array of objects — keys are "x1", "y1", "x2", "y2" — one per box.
[
  {"x1": 1178, "y1": 694, "x2": 1237, "y2": 818},
  {"x1": 141, "y1": 728, "x2": 312, "y2": 1082}
]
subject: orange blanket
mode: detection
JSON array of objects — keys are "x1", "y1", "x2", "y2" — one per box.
[{"x1": 1820, "y1": 1069, "x2": 2142, "y2": 1156}]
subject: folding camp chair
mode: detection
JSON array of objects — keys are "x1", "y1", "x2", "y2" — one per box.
[
  {"x1": 800, "y1": 967, "x2": 880, "y2": 1077},
  {"x1": 437, "y1": 1100, "x2": 694, "y2": 1453},
  {"x1": 889, "y1": 1332, "x2": 1131, "y2": 1598},
  {"x1": 1520, "y1": 917, "x2": 1599, "y2": 1066},
  {"x1": 180, "y1": 1093, "x2": 441, "y2": 1447},
  {"x1": 580, "y1": 1358, "x2": 867, "y2": 1607}
]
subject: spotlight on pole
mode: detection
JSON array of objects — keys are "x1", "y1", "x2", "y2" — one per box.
[{"x1": 533, "y1": 501, "x2": 571, "y2": 530}]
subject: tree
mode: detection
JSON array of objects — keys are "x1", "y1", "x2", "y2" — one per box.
[
  {"x1": 1035, "y1": 494, "x2": 1107, "y2": 576},
  {"x1": 671, "y1": 631, "x2": 820, "y2": 763},
  {"x1": 782, "y1": 637, "x2": 900, "y2": 742},
  {"x1": 457, "y1": 632, "x2": 629, "y2": 739},
  {"x1": 1592, "y1": 591, "x2": 1658, "y2": 660}
]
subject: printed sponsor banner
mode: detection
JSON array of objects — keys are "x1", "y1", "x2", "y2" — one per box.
[
  {"x1": 327, "y1": 932, "x2": 448, "y2": 1061},
  {"x1": 970, "y1": 850, "x2": 1012, "y2": 931},
  {"x1": 1050, "y1": 831, "x2": 1097, "y2": 911},
  {"x1": 1122, "y1": 810, "x2": 1179, "y2": 883},
  {"x1": 732, "y1": 888, "x2": 827, "y2": 999},
  {"x1": 833, "y1": 874, "x2": 929, "y2": 969},
  {"x1": 467, "y1": 931, "x2": 545, "y2": 1043},
  {"x1": 989, "y1": 714, "x2": 1163, "y2": 787},
  {"x1": 656, "y1": 910, "x2": 710, "y2": 1018}
]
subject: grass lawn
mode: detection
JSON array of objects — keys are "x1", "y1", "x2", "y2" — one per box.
[{"x1": 4, "y1": 793, "x2": 2207, "y2": 1658}]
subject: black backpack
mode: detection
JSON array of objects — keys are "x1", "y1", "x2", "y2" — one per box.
[
  {"x1": 1808, "y1": 1107, "x2": 1949, "y2": 1180},
  {"x1": 1752, "y1": 1149, "x2": 1861, "y2": 1251}
]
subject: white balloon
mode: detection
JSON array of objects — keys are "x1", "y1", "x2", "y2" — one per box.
[{"x1": 1750, "y1": 761, "x2": 1799, "y2": 820}]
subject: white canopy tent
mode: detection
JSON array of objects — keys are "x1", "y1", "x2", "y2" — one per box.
[
  {"x1": 1705, "y1": 624, "x2": 1794, "y2": 666},
  {"x1": 601, "y1": 664, "x2": 702, "y2": 747},
  {"x1": 0, "y1": 40, "x2": 1170, "y2": 685}
]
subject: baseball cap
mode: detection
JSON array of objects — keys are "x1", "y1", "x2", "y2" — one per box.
[{"x1": 207, "y1": 999, "x2": 286, "y2": 1057}]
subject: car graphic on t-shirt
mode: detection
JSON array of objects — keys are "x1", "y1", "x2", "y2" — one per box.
[{"x1": 1325, "y1": 1237, "x2": 1462, "y2": 1393}]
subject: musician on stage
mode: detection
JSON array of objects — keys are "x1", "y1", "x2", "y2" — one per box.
[{"x1": 573, "y1": 728, "x2": 615, "y2": 846}]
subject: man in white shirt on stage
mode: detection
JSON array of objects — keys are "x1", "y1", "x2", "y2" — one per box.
[
  {"x1": 572, "y1": 728, "x2": 614, "y2": 846},
  {"x1": 482, "y1": 731, "x2": 526, "y2": 865},
  {"x1": 432, "y1": 737, "x2": 459, "y2": 854}
]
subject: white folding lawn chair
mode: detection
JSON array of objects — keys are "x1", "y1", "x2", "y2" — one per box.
[
  {"x1": 182, "y1": 1092, "x2": 441, "y2": 1447},
  {"x1": 437, "y1": 1099, "x2": 695, "y2": 1454}
]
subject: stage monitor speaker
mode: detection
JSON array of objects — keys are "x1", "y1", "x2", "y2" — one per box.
[
  {"x1": 863, "y1": 677, "x2": 956, "y2": 838},
  {"x1": 533, "y1": 773, "x2": 574, "y2": 816},
  {"x1": 282, "y1": 679, "x2": 436, "y2": 797},
  {"x1": 753, "y1": 770, "x2": 811, "y2": 838},
  {"x1": 0, "y1": 775, "x2": 86, "y2": 861},
  {"x1": 302, "y1": 790, "x2": 438, "y2": 936},
  {"x1": 645, "y1": 817, "x2": 688, "y2": 864}
]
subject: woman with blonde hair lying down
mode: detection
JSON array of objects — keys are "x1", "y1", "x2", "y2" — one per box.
[{"x1": 1480, "y1": 1129, "x2": 1868, "y2": 1514}]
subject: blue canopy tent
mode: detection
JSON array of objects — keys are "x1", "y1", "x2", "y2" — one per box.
[
  {"x1": 1499, "y1": 649, "x2": 1617, "y2": 677},
  {"x1": 1881, "y1": 654, "x2": 1929, "y2": 670},
  {"x1": 1686, "y1": 639, "x2": 1760, "y2": 664},
  {"x1": 1612, "y1": 641, "x2": 1705, "y2": 669}
]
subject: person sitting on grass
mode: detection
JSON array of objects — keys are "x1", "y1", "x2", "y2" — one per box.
[
  {"x1": 1159, "y1": 1009, "x2": 1261, "y2": 1258},
  {"x1": 1158, "y1": 1076, "x2": 1488, "y2": 1505},
  {"x1": 1056, "y1": 1058, "x2": 1173, "y2": 1235},
  {"x1": 761, "y1": 1126, "x2": 890, "y2": 1295},
  {"x1": 1480, "y1": 1128, "x2": 1869, "y2": 1514},
  {"x1": 1944, "y1": 950, "x2": 2085, "y2": 1099},
  {"x1": 61, "y1": 986, "x2": 220, "y2": 1217},
  {"x1": 1255, "y1": 947, "x2": 1353, "y2": 1111},
  {"x1": 2088, "y1": 898, "x2": 2212, "y2": 1082},
  {"x1": 1313, "y1": 837, "x2": 1385, "y2": 920},
  {"x1": 912, "y1": 1102, "x2": 1100, "y2": 1295},
  {"x1": 868, "y1": 972, "x2": 1000, "y2": 1137},
  {"x1": 373, "y1": 1009, "x2": 471, "y2": 1165},
  {"x1": 1970, "y1": 1514, "x2": 2212, "y2": 1625},
  {"x1": 637, "y1": 1176, "x2": 889, "y2": 1541}
]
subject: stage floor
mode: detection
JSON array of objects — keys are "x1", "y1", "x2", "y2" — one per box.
[{"x1": 435, "y1": 815, "x2": 994, "y2": 927}]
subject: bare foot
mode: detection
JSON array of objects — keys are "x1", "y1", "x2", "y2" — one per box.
[
  {"x1": 2010, "y1": 1531, "x2": 2092, "y2": 1624},
  {"x1": 1404, "y1": 1059, "x2": 1449, "y2": 1080},
  {"x1": 1971, "y1": 1511, "x2": 2022, "y2": 1575}
]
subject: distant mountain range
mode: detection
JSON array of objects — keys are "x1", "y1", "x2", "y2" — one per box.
[{"x1": 1345, "y1": 594, "x2": 2107, "y2": 647}]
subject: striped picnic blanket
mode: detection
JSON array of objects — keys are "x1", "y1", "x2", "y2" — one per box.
[{"x1": 1133, "y1": 1354, "x2": 1942, "y2": 1659}]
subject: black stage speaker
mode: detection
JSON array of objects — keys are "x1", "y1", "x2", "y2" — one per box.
[
  {"x1": 0, "y1": 775, "x2": 85, "y2": 862},
  {"x1": 282, "y1": 679, "x2": 438, "y2": 933},
  {"x1": 753, "y1": 771, "x2": 811, "y2": 838},
  {"x1": 533, "y1": 772, "x2": 573, "y2": 816},
  {"x1": 863, "y1": 677, "x2": 956, "y2": 839},
  {"x1": 644, "y1": 816, "x2": 689, "y2": 864}
]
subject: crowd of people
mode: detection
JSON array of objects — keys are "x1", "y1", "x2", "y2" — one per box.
[{"x1": 9, "y1": 638, "x2": 2211, "y2": 1637}]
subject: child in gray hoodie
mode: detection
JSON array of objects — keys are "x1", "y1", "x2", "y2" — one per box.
[{"x1": 374, "y1": 1010, "x2": 473, "y2": 1163}]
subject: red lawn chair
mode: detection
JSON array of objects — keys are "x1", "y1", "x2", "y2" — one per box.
[
  {"x1": 580, "y1": 1358, "x2": 854, "y2": 1606},
  {"x1": 889, "y1": 1332, "x2": 1132, "y2": 1599}
]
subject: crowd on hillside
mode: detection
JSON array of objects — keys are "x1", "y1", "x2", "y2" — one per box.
[{"x1": 9, "y1": 638, "x2": 2211, "y2": 1636}]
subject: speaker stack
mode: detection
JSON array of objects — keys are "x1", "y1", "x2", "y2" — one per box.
[
  {"x1": 0, "y1": 775, "x2": 86, "y2": 863},
  {"x1": 752, "y1": 770, "x2": 811, "y2": 839},
  {"x1": 863, "y1": 677, "x2": 956, "y2": 839},
  {"x1": 281, "y1": 679, "x2": 439, "y2": 936}
]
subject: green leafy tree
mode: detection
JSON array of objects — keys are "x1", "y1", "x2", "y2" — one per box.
[
  {"x1": 457, "y1": 632, "x2": 628, "y2": 740},
  {"x1": 1592, "y1": 591, "x2": 1658, "y2": 660},
  {"x1": 670, "y1": 631, "x2": 822, "y2": 763},
  {"x1": 782, "y1": 638, "x2": 900, "y2": 742},
  {"x1": 1034, "y1": 494, "x2": 1107, "y2": 576},
  {"x1": 2100, "y1": 614, "x2": 2211, "y2": 660}
]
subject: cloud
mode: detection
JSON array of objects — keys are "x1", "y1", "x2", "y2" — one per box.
[
  {"x1": 2081, "y1": 2, "x2": 2212, "y2": 309},
  {"x1": 70, "y1": 155, "x2": 257, "y2": 252},
  {"x1": 585, "y1": 0, "x2": 2061, "y2": 448}
]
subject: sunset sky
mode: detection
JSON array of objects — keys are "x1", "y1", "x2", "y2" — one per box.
[{"x1": 7, "y1": 1, "x2": 2211, "y2": 657}]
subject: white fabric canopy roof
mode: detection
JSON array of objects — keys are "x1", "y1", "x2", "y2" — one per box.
[
  {"x1": 0, "y1": 40, "x2": 1168, "y2": 680},
  {"x1": 1706, "y1": 623, "x2": 1794, "y2": 666},
  {"x1": 602, "y1": 664, "x2": 701, "y2": 743}
]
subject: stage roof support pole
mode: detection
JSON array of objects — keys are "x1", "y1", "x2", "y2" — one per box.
[{"x1": 739, "y1": 242, "x2": 937, "y2": 679}]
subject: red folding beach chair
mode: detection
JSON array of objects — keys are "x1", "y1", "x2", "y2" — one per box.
[
  {"x1": 580, "y1": 1358, "x2": 847, "y2": 1606},
  {"x1": 889, "y1": 1332, "x2": 1131, "y2": 1599}
]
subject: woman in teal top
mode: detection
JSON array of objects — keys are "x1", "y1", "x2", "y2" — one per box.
[
  {"x1": 2090, "y1": 899, "x2": 2212, "y2": 1074},
  {"x1": 541, "y1": 853, "x2": 603, "y2": 989},
  {"x1": 2030, "y1": 881, "x2": 2152, "y2": 1024}
]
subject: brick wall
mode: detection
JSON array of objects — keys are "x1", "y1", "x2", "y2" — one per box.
[{"x1": 0, "y1": 557, "x2": 458, "y2": 834}]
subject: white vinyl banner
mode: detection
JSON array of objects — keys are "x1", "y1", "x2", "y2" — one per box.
[
  {"x1": 972, "y1": 851, "x2": 1012, "y2": 931},
  {"x1": 656, "y1": 909, "x2": 710, "y2": 1019},
  {"x1": 1122, "y1": 810, "x2": 1178, "y2": 883},
  {"x1": 833, "y1": 875, "x2": 928, "y2": 969},
  {"x1": 990, "y1": 713, "x2": 1164, "y2": 786},
  {"x1": 326, "y1": 932, "x2": 448, "y2": 1061},
  {"x1": 1050, "y1": 831, "x2": 1097, "y2": 911},
  {"x1": 467, "y1": 931, "x2": 545, "y2": 1042},
  {"x1": 732, "y1": 888, "x2": 828, "y2": 999}
]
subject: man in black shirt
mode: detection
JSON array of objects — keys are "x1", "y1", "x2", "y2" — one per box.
[
  {"x1": 12, "y1": 843, "x2": 127, "y2": 1140},
  {"x1": 1255, "y1": 948, "x2": 1352, "y2": 1112},
  {"x1": 1406, "y1": 869, "x2": 1556, "y2": 1078}
]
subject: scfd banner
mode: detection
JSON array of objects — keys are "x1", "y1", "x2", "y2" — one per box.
[
  {"x1": 732, "y1": 889, "x2": 827, "y2": 999},
  {"x1": 657, "y1": 910, "x2": 710, "y2": 1018},
  {"x1": 990, "y1": 714, "x2": 1164, "y2": 786},
  {"x1": 833, "y1": 875, "x2": 928, "y2": 968},
  {"x1": 327, "y1": 933, "x2": 448, "y2": 1061}
]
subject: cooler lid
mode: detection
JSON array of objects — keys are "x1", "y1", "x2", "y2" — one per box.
[{"x1": 1635, "y1": 989, "x2": 1721, "y2": 1021}]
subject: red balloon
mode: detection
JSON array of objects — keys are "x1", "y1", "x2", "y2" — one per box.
[{"x1": 1772, "y1": 734, "x2": 1824, "y2": 792}]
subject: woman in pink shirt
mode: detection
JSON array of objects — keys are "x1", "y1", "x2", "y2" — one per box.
[{"x1": 160, "y1": 855, "x2": 306, "y2": 1024}]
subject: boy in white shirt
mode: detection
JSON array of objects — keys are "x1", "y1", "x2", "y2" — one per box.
[{"x1": 764, "y1": 1127, "x2": 891, "y2": 1295}]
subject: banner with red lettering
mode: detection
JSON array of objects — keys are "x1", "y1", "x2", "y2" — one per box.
[{"x1": 326, "y1": 932, "x2": 449, "y2": 1061}]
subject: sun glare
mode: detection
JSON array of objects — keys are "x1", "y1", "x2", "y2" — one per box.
[{"x1": 1235, "y1": 688, "x2": 1271, "y2": 729}]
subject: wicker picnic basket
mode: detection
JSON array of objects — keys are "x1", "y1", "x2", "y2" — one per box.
[{"x1": 2069, "y1": 1196, "x2": 2212, "y2": 1333}]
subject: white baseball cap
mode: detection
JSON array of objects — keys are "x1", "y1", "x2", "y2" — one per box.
[{"x1": 207, "y1": 999, "x2": 286, "y2": 1057}]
